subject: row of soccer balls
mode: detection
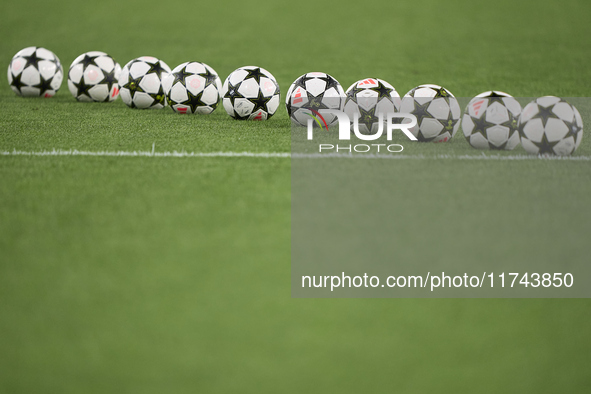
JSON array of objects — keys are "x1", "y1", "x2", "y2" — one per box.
[
  {"x1": 7, "y1": 47, "x2": 584, "y2": 156},
  {"x1": 7, "y1": 47, "x2": 277, "y2": 118},
  {"x1": 287, "y1": 75, "x2": 583, "y2": 156},
  {"x1": 7, "y1": 47, "x2": 278, "y2": 120}
]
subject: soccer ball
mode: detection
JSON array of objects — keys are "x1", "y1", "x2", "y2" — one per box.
[
  {"x1": 7, "y1": 46, "x2": 63, "y2": 97},
  {"x1": 68, "y1": 51, "x2": 121, "y2": 102},
  {"x1": 163, "y1": 62, "x2": 222, "y2": 114},
  {"x1": 343, "y1": 78, "x2": 401, "y2": 134},
  {"x1": 462, "y1": 91, "x2": 522, "y2": 150},
  {"x1": 518, "y1": 96, "x2": 583, "y2": 156},
  {"x1": 119, "y1": 56, "x2": 171, "y2": 109},
  {"x1": 286, "y1": 72, "x2": 345, "y2": 127},
  {"x1": 221, "y1": 66, "x2": 280, "y2": 120},
  {"x1": 400, "y1": 84, "x2": 461, "y2": 142}
]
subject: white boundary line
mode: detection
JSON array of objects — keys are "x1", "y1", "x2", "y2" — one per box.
[
  {"x1": 0, "y1": 149, "x2": 290, "y2": 158},
  {"x1": 293, "y1": 153, "x2": 591, "y2": 161},
  {"x1": 1, "y1": 149, "x2": 590, "y2": 161}
]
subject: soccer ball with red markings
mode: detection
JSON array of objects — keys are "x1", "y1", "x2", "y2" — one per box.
[
  {"x1": 462, "y1": 91, "x2": 522, "y2": 150},
  {"x1": 7, "y1": 46, "x2": 63, "y2": 97},
  {"x1": 400, "y1": 84, "x2": 461, "y2": 142},
  {"x1": 286, "y1": 72, "x2": 345, "y2": 127},
  {"x1": 68, "y1": 51, "x2": 121, "y2": 102},
  {"x1": 163, "y1": 62, "x2": 222, "y2": 114},
  {"x1": 343, "y1": 78, "x2": 401, "y2": 134},
  {"x1": 221, "y1": 66, "x2": 280, "y2": 120},
  {"x1": 518, "y1": 96, "x2": 583, "y2": 156},
  {"x1": 119, "y1": 56, "x2": 171, "y2": 109}
]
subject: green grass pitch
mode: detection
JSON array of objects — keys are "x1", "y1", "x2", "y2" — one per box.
[{"x1": 1, "y1": 0, "x2": 591, "y2": 392}]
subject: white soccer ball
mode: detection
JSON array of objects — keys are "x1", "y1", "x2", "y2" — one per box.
[
  {"x1": 400, "y1": 84, "x2": 461, "y2": 142},
  {"x1": 343, "y1": 78, "x2": 401, "y2": 134},
  {"x1": 7, "y1": 46, "x2": 63, "y2": 97},
  {"x1": 118, "y1": 56, "x2": 171, "y2": 109},
  {"x1": 518, "y1": 96, "x2": 583, "y2": 156},
  {"x1": 220, "y1": 66, "x2": 280, "y2": 120},
  {"x1": 163, "y1": 62, "x2": 222, "y2": 114},
  {"x1": 462, "y1": 91, "x2": 522, "y2": 150},
  {"x1": 286, "y1": 72, "x2": 345, "y2": 127},
  {"x1": 68, "y1": 51, "x2": 121, "y2": 102}
]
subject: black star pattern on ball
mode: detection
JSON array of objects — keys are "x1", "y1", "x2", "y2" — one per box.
[
  {"x1": 344, "y1": 85, "x2": 365, "y2": 107},
  {"x1": 317, "y1": 75, "x2": 340, "y2": 92},
  {"x1": 532, "y1": 132, "x2": 560, "y2": 155},
  {"x1": 225, "y1": 80, "x2": 248, "y2": 118},
  {"x1": 10, "y1": 72, "x2": 27, "y2": 94},
  {"x1": 410, "y1": 100, "x2": 432, "y2": 140},
  {"x1": 533, "y1": 104, "x2": 556, "y2": 127},
  {"x1": 123, "y1": 74, "x2": 145, "y2": 99},
  {"x1": 33, "y1": 74, "x2": 54, "y2": 95},
  {"x1": 250, "y1": 89, "x2": 272, "y2": 114},
  {"x1": 22, "y1": 50, "x2": 41, "y2": 69},
  {"x1": 224, "y1": 79, "x2": 244, "y2": 102},
  {"x1": 182, "y1": 89, "x2": 210, "y2": 113},
  {"x1": 358, "y1": 106, "x2": 379, "y2": 131},
  {"x1": 197, "y1": 68, "x2": 218, "y2": 87},
  {"x1": 369, "y1": 81, "x2": 392, "y2": 99},
  {"x1": 469, "y1": 112, "x2": 497, "y2": 138},
  {"x1": 79, "y1": 54, "x2": 101, "y2": 69},
  {"x1": 305, "y1": 92, "x2": 330, "y2": 111},
  {"x1": 173, "y1": 67, "x2": 192, "y2": 86},
  {"x1": 293, "y1": 76, "x2": 309, "y2": 91},
  {"x1": 566, "y1": 119, "x2": 581, "y2": 139},
  {"x1": 243, "y1": 68, "x2": 265, "y2": 84},
  {"x1": 439, "y1": 112, "x2": 458, "y2": 135},
  {"x1": 510, "y1": 117, "x2": 518, "y2": 131},
  {"x1": 149, "y1": 85, "x2": 167, "y2": 107},
  {"x1": 72, "y1": 78, "x2": 92, "y2": 99},
  {"x1": 99, "y1": 69, "x2": 118, "y2": 101},
  {"x1": 486, "y1": 91, "x2": 508, "y2": 105},
  {"x1": 433, "y1": 87, "x2": 450, "y2": 98},
  {"x1": 146, "y1": 61, "x2": 167, "y2": 77}
]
